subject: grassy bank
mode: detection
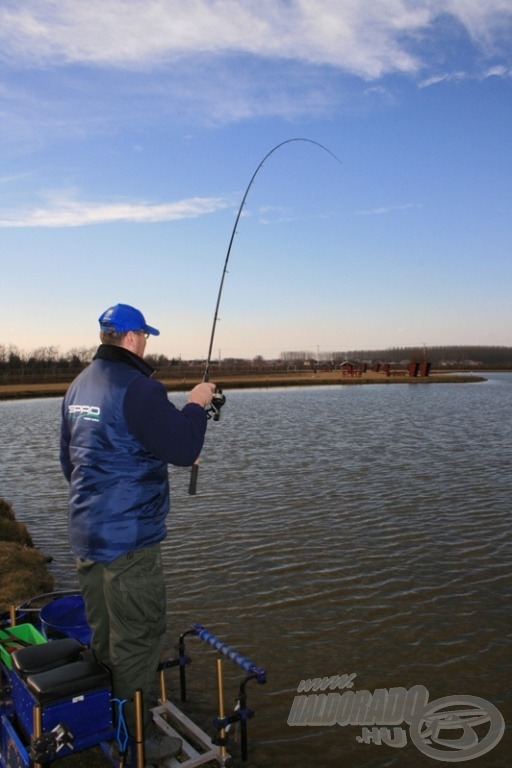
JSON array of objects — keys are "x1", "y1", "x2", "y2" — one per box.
[{"x1": 0, "y1": 370, "x2": 485, "y2": 400}]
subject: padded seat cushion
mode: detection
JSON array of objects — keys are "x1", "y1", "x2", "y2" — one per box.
[
  {"x1": 11, "y1": 638, "x2": 83, "y2": 676},
  {"x1": 26, "y1": 660, "x2": 111, "y2": 704}
]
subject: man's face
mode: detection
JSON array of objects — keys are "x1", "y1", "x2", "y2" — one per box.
[
  {"x1": 133, "y1": 331, "x2": 148, "y2": 357},
  {"x1": 124, "y1": 330, "x2": 148, "y2": 357}
]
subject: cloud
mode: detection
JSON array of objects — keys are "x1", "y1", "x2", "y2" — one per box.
[
  {"x1": 441, "y1": 0, "x2": 512, "y2": 52},
  {"x1": 0, "y1": 171, "x2": 36, "y2": 185},
  {"x1": 0, "y1": 1, "x2": 510, "y2": 79},
  {"x1": 419, "y1": 71, "x2": 468, "y2": 88},
  {"x1": 484, "y1": 65, "x2": 511, "y2": 77},
  {"x1": 354, "y1": 203, "x2": 421, "y2": 216},
  {"x1": 0, "y1": 193, "x2": 233, "y2": 228},
  {"x1": 1, "y1": 2, "x2": 510, "y2": 149},
  {"x1": 419, "y1": 64, "x2": 512, "y2": 88},
  {"x1": 0, "y1": 1, "x2": 420, "y2": 77}
]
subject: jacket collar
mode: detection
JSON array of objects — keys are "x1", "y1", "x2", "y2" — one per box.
[{"x1": 93, "y1": 344, "x2": 155, "y2": 377}]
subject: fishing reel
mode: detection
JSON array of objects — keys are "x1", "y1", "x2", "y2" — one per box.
[{"x1": 205, "y1": 387, "x2": 226, "y2": 421}]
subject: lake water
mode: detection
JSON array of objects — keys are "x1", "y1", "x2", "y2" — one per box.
[{"x1": 1, "y1": 374, "x2": 511, "y2": 767}]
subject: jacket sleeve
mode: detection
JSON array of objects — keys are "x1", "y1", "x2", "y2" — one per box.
[{"x1": 123, "y1": 376, "x2": 208, "y2": 466}]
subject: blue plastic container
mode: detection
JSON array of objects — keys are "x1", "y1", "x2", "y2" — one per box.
[{"x1": 40, "y1": 594, "x2": 92, "y2": 645}]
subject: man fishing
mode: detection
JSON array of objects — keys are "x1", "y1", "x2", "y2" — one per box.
[{"x1": 60, "y1": 302, "x2": 215, "y2": 764}]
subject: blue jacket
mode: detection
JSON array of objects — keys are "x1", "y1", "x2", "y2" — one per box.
[{"x1": 60, "y1": 345, "x2": 207, "y2": 564}]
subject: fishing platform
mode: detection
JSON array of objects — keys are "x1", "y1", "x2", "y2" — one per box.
[{"x1": 0, "y1": 593, "x2": 267, "y2": 768}]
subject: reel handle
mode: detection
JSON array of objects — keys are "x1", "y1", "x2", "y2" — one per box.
[
  {"x1": 188, "y1": 463, "x2": 199, "y2": 496},
  {"x1": 188, "y1": 387, "x2": 225, "y2": 496}
]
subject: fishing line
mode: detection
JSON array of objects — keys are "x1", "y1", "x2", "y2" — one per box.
[{"x1": 189, "y1": 137, "x2": 343, "y2": 495}]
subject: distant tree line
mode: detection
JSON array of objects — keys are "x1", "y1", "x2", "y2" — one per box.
[
  {"x1": 282, "y1": 346, "x2": 512, "y2": 369},
  {"x1": 0, "y1": 344, "x2": 96, "y2": 384},
  {"x1": 0, "y1": 343, "x2": 510, "y2": 385},
  {"x1": 0, "y1": 344, "x2": 187, "y2": 384},
  {"x1": 363, "y1": 345, "x2": 511, "y2": 368}
]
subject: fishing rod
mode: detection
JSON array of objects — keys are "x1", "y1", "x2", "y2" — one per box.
[{"x1": 188, "y1": 138, "x2": 343, "y2": 495}]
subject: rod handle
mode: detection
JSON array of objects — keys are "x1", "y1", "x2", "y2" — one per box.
[{"x1": 188, "y1": 462, "x2": 199, "y2": 495}]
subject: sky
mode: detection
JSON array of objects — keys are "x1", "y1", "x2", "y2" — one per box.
[{"x1": 1, "y1": 0, "x2": 511, "y2": 362}]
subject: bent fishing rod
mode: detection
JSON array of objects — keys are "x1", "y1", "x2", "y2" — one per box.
[{"x1": 189, "y1": 138, "x2": 343, "y2": 495}]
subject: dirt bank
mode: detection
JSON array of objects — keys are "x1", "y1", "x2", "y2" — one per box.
[
  {"x1": 0, "y1": 370, "x2": 485, "y2": 400},
  {"x1": 0, "y1": 498, "x2": 55, "y2": 612}
]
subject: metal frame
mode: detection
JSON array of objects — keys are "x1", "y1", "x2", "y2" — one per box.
[{"x1": 152, "y1": 701, "x2": 229, "y2": 768}]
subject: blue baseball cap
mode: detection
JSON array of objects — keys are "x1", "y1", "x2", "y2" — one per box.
[{"x1": 98, "y1": 303, "x2": 160, "y2": 336}]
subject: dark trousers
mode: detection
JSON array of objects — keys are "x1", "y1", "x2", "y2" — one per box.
[{"x1": 77, "y1": 543, "x2": 166, "y2": 733}]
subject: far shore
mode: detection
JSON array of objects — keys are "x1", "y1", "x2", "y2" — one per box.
[{"x1": 0, "y1": 370, "x2": 486, "y2": 400}]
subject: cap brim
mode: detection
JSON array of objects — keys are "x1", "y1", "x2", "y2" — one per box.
[{"x1": 144, "y1": 324, "x2": 160, "y2": 336}]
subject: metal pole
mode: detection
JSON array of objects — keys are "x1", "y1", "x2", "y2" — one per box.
[
  {"x1": 159, "y1": 666, "x2": 167, "y2": 705},
  {"x1": 238, "y1": 676, "x2": 255, "y2": 762},
  {"x1": 178, "y1": 633, "x2": 188, "y2": 702},
  {"x1": 216, "y1": 659, "x2": 227, "y2": 762},
  {"x1": 134, "y1": 689, "x2": 145, "y2": 768},
  {"x1": 33, "y1": 704, "x2": 43, "y2": 768}
]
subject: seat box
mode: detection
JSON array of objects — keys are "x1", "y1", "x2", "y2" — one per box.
[{"x1": 10, "y1": 659, "x2": 114, "y2": 755}]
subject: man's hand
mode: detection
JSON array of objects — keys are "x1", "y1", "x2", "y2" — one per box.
[{"x1": 188, "y1": 381, "x2": 216, "y2": 408}]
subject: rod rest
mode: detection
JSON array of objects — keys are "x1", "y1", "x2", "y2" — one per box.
[
  {"x1": 26, "y1": 661, "x2": 111, "y2": 704},
  {"x1": 11, "y1": 638, "x2": 83, "y2": 676}
]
